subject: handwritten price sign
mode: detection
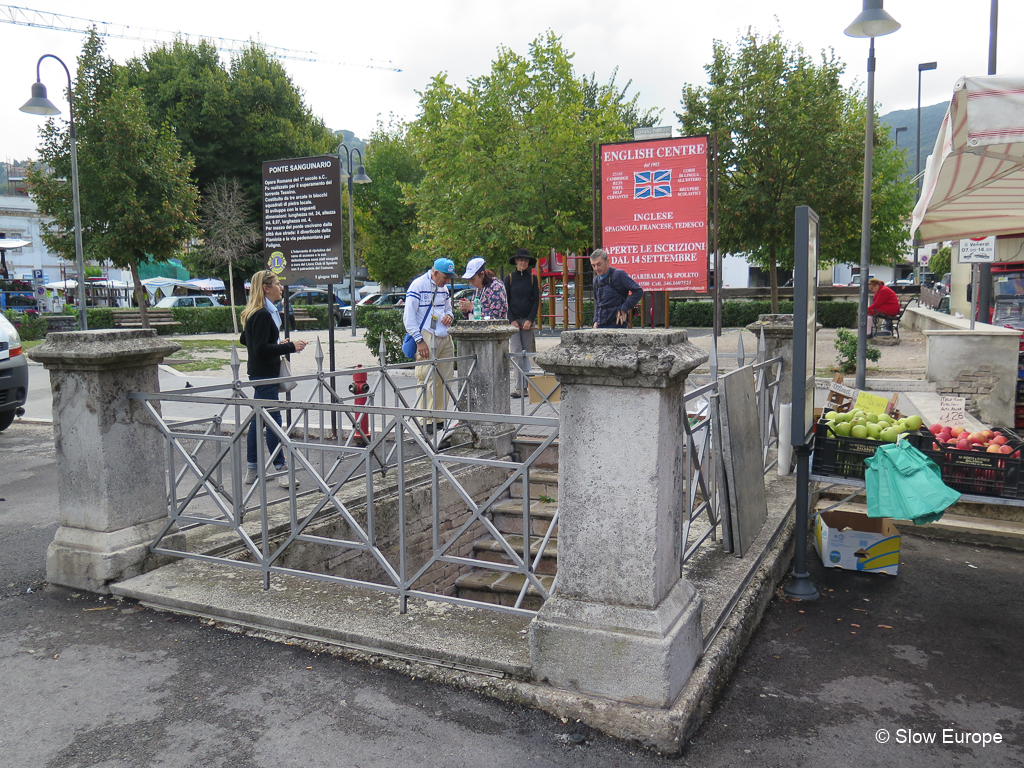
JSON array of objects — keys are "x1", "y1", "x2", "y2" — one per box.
[{"x1": 938, "y1": 396, "x2": 966, "y2": 426}]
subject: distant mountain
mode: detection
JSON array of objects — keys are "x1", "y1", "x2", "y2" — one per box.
[{"x1": 879, "y1": 102, "x2": 948, "y2": 182}]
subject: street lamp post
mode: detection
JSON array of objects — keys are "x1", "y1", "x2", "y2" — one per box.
[
  {"x1": 846, "y1": 0, "x2": 901, "y2": 390},
  {"x1": 894, "y1": 126, "x2": 908, "y2": 147},
  {"x1": 20, "y1": 54, "x2": 88, "y2": 330},
  {"x1": 914, "y1": 62, "x2": 937, "y2": 283},
  {"x1": 338, "y1": 145, "x2": 372, "y2": 338}
]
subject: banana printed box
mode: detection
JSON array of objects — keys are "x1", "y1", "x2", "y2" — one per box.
[{"x1": 814, "y1": 509, "x2": 901, "y2": 576}]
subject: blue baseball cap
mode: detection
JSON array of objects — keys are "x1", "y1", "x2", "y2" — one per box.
[{"x1": 433, "y1": 258, "x2": 456, "y2": 276}]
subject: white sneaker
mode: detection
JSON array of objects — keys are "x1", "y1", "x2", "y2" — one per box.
[
  {"x1": 244, "y1": 467, "x2": 258, "y2": 485},
  {"x1": 277, "y1": 468, "x2": 300, "y2": 489}
]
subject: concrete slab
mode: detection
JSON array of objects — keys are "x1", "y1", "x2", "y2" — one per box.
[
  {"x1": 902, "y1": 390, "x2": 987, "y2": 431},
  {"x1": 112, "y1": 558, "x2": 534, "y2": 678}
]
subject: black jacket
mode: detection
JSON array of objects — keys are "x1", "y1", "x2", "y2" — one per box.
[
  {"x1": 240, "y1": 308, "x2": 295, "y2": 378},
  {"x1": 505, "y1": 269, "x2": 540, "y2": 323}
]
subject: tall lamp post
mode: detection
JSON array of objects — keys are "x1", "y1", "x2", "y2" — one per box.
[
  {"x1": 20, "y1": 54, "x2": 88, "y2": 331},
  {"x1": 915, "y1": 62, "x2": 937, "y2": 284},
  {"x1": 338, "y1": 145, "x2": 372, "y2": 337},
  {"x1": 846, "y1": 0, "x2": 901, "y2": 390}
]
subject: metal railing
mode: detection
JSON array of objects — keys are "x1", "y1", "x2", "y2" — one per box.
[
  {"x1": 131, "y1": 341, "x2": 559, "y2": 617},
  {"x1": 679, "y1": 329, "x2": 783, "y2": 566}
]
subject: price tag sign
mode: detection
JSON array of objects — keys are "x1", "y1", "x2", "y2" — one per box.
[
  {"x1": 854, "y1": 391, "x2": 890, "y2": 415},
  {"x1": 938, "y1": 396, "x2": 966, "y2": 426},
  {"x1": 829, "y1": 382, "x2": 858, "y2": 399}
]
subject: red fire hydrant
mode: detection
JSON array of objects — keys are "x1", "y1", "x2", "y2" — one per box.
[{"x1": 348, "y1": 365, "x2": 370, "y2": 444}]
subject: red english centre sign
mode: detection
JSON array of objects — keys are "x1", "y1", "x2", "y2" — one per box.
[{"x1": 600, "y1": 136, "x2": 708, "y2": 292}]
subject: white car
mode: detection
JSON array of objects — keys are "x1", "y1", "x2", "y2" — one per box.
[
  {"x1": 0, "y1": 312, "x2": 28, "y2": 432},
  {"x1": 154, "y1": 295, "x2": 223, "y2": 308}
]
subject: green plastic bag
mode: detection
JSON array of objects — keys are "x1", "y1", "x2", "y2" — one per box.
[{"x1": 864, "y1": 439, "x2": 960, "y2": 525}]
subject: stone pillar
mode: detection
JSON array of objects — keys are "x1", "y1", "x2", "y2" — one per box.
[
  {"x1": 28, "y1": 329, "x2": 184, "y2": 593},
  {"x1": 529, "y1": 329, "x2": 709, "y2": 708},
  {"x1": 448, "y1": 320, "x2": 517, "y2": 457},
  {"x1": 746, "y1": 313, "x2": 795, "y2": 405}
]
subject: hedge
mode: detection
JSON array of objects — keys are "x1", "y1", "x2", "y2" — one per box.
[{"x1": 577, "y1": 299, "x2": 857, "y2": 329}]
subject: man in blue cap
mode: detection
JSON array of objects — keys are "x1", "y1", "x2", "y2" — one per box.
[{"x1": 404, "y1": 258, "x2": 457, "y2": 430}]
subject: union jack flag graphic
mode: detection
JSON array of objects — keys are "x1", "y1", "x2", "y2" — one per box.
[{"x1": 634, "y1": 170, "x2": 671, "y2": 199}]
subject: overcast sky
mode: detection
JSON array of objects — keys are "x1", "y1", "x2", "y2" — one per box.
[{"x1": 3, "y1": 1, "x2": 1021, "y2": 162}]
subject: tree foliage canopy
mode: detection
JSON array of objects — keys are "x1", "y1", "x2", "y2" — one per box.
[
  {"x1": 355, "y1": 118, "x2": 424, "y2": 289},
  {"x1": 27, "y1": 30, "x2": 200, "y2": 304},
  {"x1": 677, "y1": 30, "x2": 914, "y2": 300},
  {"x1": 407, "y1": 32, "x2": 658, "y2": 269}
]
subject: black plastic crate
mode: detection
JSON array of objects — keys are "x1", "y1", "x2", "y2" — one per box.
[
  {"x1": 811, "y1": 418, "x2": 930, "y2": 480},
  {"x1": 811, "y1": 419, "x2": 925, "y2": 480},
  {"x1": 919, "y1": 428, "x2": 1024, "y2": 499}
]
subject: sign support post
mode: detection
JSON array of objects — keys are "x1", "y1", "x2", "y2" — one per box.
[{"x1": 784, "y1": 206, "x2": 820, "y2": 601}]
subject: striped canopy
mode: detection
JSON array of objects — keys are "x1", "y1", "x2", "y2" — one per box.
[{"x1": 912, "y1": 75, "x2": 1024, "y2": 244}]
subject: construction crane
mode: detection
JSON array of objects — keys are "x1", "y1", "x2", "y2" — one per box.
[{"x1": 0, "y1": 3, "x2": 402, "y2": 71}]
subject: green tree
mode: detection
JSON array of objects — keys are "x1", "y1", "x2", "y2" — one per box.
[
  {"x1": 408, "y1": 32, "x2": 658, "y2": 268},
  {"x1": 929, "y1": 246, "x2": 951, "y2": 279},
  {"x1": 27, "y1": 30, "x2": 200, "y2": 325},
  {"x1": 355, "y1": 118, "x2": 424, "y2": 290},
  {"x1": 678, "y1": 29, "x2": 914, "y2": 310},
  {"x1": 197, "y1": 177, "x2": 262, "y2": 334},
  {"x1": 124, "y1": 40, "x2": 337, "y2": 282}
]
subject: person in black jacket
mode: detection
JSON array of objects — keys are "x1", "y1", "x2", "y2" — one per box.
[
  {"x1": 590, "y1": 248, "x2": 643, "y2": 328},
  {"x1": 504, "y1": 248, "x2": 540, "y2": 396},
  {"x1": 239, "y1": 270, "x2": 308, "y2": 488}
]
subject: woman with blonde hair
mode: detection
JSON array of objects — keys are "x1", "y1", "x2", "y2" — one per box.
[{"x1": 240, "y1": 270, "x2": 308, "y2": 487}]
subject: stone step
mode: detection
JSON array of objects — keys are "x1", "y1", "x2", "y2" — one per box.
[
  {"x1": 472, "y1": 534, "x2": 558, "y2": 575},
  {"x1": 509, "y1": 469, "x2": 559, "y2": 501},
  {"x1": 489, "y1": 498, "x2": 558, "y2": 537},
  {"x1": 512, "y1": 436, "x2": 559, "y2": 471},
  {"x1": 454, "y1": 570, "x2": 555, "y2": 611}
]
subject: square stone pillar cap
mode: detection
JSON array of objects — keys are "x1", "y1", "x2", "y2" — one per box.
[
  {"x1": 448, "y1": 320, "x2": 517, "y2": 342},
  {"x1": 536, "y1": 328, "x2": 709, "y2": 388},
  {"x1": 27, "y1": 329, "x2": 181, "y2": 372}
]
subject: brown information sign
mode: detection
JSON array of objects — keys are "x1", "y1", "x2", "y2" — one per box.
[{"x1": 263, "y1": 155, "x2": 342, "y2": 283}]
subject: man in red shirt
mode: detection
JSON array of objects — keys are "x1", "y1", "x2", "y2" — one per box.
[{"x1": 867, "y1": 278, "x2": 900, "y2": 337}]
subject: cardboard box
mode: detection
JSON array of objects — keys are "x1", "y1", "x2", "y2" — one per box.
[
  {"x1": 814, "y1": 508, "x2": 901, "y2": 575},
  {"x1": 527, "y1": 374, "x2": 561, "y2": 404}
]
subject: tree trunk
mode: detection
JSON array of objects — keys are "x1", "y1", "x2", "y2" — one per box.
[
  {"x1": 228, "y1": 260, "x2": 239, "y2": 336},
  {"x1": 130, "y1": 261, "x2": 149, "y2": 329},
  {"x1": 769, "y1": 244, "x2": 779, "y2": 313}
]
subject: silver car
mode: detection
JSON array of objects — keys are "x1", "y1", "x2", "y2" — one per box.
[{"x1": 0, "y1": 313, "x2": 28, "y2": 432}]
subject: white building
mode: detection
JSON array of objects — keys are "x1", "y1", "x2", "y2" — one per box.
[{"x1": 0, "y1": 192, "x2": 64, "y2": 282}]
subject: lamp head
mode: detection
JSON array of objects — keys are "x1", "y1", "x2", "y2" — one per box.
[
  {"x1": 20, "y1": 81, "x2": 61, "y2": 116},
  {"x1": 919, "y1": 61, "x2": 938, "y2": 72},
  {"x1": 353, "y1": 164, "x2": 372, "y2": 184},
  {"x1": 845, "y1": 0, "x2": 901, "y2": 38}
]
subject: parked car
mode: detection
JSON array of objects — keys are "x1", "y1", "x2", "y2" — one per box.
[
  {"x1": 0, "y1": 312, "x2": 28, "y2": 432},
  {"x1": 281, "y1": 287, "x2": 348, "y2": 327},
  {"x1": 154, "y1": 295, "x2": 223, "y2": 309},
  {"x1": 341, "y1": 292, "x2": 407, "y2": 323}
]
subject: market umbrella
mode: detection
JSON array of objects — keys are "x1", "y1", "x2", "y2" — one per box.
[
  {"x1": 0, "y1": 237, "x2": 30, "y2": 278},
  {"x1": 911, "y1": 75, "x2": 1024, "y2": 244}
]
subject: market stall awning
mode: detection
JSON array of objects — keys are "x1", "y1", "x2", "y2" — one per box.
[
  {"x1": 911, "y1": 75, "x2": 1024, "y2": 244},
  {"x1": 186, "y1": 277, "x2": 225, "y2": 292}
]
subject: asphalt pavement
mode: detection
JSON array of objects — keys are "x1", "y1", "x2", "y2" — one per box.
[{"x1": 3, "y1": 416, "x2": 1023, "y2": 766}]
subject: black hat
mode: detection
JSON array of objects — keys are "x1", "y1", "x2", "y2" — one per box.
[{"x1": 509, "y1": 248, "x2": 537, "y2": 267}]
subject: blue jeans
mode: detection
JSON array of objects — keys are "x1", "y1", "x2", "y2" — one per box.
[{"x1": 247, "y1": 381, "x2": 285, "y2": 469}]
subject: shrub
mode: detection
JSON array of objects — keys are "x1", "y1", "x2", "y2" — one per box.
[
  {"x1": 834, "y1": 327, "x2": 880, "y2": 373},
  {"x1": 816, "y1": 301, "x2": 857, "y2": 328},
  {"x1": 362, "y1": 306, "x2": 407, "y2": 364},
  {"x1": 3, "y1": 309, "x2": 47, "y2": 340}
]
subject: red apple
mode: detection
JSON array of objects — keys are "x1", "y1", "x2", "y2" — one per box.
[
  {"x1": 993, "y1": 435, "x2": 1009, "y2": 446},
  {"x1": 969, "y1": 432, "x2": 986, "y2": 445},
  {"x1": 951, "y1": 426, "x2": 966, "y2": 438},
  {"x1": 930, "y1": 424, "x2": 944, "y2": 435},
  {"x1": 987, "y1": 444, "x2": 1002, "y2": 453},
  {"x1": 982, "y1": 430, "x2": 994, "y2": 439},
  {"x1": 1001, "y1": 445, "x2": 1015, "y2": 454}
]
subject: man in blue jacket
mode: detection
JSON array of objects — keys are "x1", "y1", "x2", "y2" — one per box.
[{"x1": 590, "y1": 248, "x2": 643, "y2": 328}]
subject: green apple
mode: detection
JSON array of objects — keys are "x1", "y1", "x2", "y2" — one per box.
[
  {"x1": 851, "y1": 425, "x2": 869, "y2": 439},
  {"x1": 866, "y1": 413, "x2": 879, "y2": 423},
  {"x1": 905, "y1": 414, "x2": 923, "y2": 431},
  {"x1": 825, "y1": 411, "x2": 840, "y2": 421},
  {"x1": 834, "y1": 422, "x2": 853, "y2": 437},
  {"x1": 866, "y1": 424, "x2": 882, "y2": 440},
  {"x1": 881, "y1": 427, "x2": 900, "y2": 442}
]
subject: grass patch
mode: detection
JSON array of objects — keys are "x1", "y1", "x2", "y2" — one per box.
[
  {"x1": 166, "y1": 357, "x2": 232, "y2": 373},
  {"x1": 166, "y1": 339, "x2": 239, "y2": 373},
  {"x1": 174, "y1": 339, "x2": 238, "y2": 353},
  {"x1": 22, "y1": 339, "x2": 45, "y2": 351}
]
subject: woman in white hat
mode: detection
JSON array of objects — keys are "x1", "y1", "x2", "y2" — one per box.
[{"x1": 457, "y1": 256, "x2": 508, "y2": 320}]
